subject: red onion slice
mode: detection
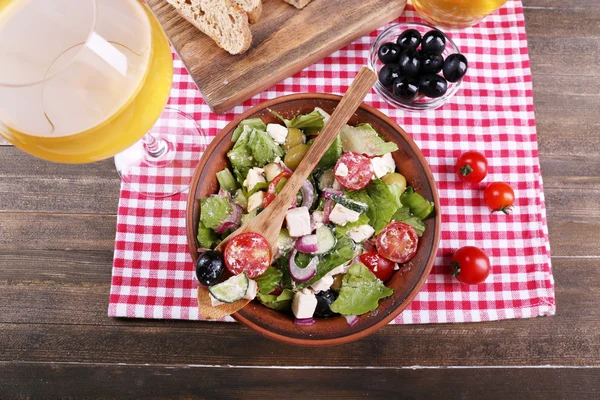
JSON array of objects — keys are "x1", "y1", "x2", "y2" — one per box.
[
  {"x1": 323, "y1": 199, "x2": 334, "y2": 224},
  {"x1": 321, "y1": 188, "x2": 343, "y2": 199},
  {"x1": 218, "y1": 189, "x2": 231, "y2": 200},
  {"x1": 294, "y1": 317, "x2": 316, "y2": 326},
  {"x1": 300, "y1": 180, "x2": 315, "y2": 208},
  {"x1": 214, "y1": 221, "x2": 237, "y2": 235},
  {"x1": 344, "y1": 315, "x2": 359, "y2": 326},
  {"x1": 295, "y1": 234, "x2": 319, "y2": 253},
  {"x1": 214, "y1": 203, "x2": 242, "y2": 234},
  {"x1": 289, "y1": 249, "x2": 318, "y2": 282}
]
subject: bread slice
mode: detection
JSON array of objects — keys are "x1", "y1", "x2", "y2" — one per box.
[
  {"x1": 282, "y1": 0, "x2": 312, "y2": 9},
  {"x1": 234, "y1": 0, "x2": 262, "y2": 23},
  {"x1": 167, "y1": 0, "x2": 252, "y2": 55}
]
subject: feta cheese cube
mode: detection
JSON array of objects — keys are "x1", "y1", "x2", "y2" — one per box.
[
  {"x1": 310, "y1": 274, "x2": 334, "y2": 293},
  {"x1": 292, "y1": 289, "x2": 318, "y2": 319},
  {"x1": 335, "y1": 162, "x2": 349, "y2": 177},
  {"x1": 371, "y1": 152, "x2": 396, "y2": 179},
  {"x1": 328, "y1": 263, "x2": 349, "y2": 277},
  {"x1": 247, "y1": 191, "x2": 265, "y2": 212},
  {"x1": 243, "y1": 167, "x2": 266, "y2": 191},
  {"x1": 244, "y1": 279, "x2": 258, "y2": 300},
  {"x1": 264, "y1": 162, "x2": 283, "y2": 182},
  {"x1": 311, "y1": 210, "x2": 324, "y2": 231},
  {"x1": 346, "y1": 224, "x2": 375, "y2": 243},
  {"x1": 285, "y1": 206, "x2": 312, "y2": 237},
  {"x1": 328, "y1": 203, "x2": 361, "y2": 226},
  {"x1": 267, "y1": 124, "x2": 288, "y2": 144}
]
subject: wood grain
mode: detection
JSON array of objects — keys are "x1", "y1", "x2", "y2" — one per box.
[
  {"x1": 146, "y1": 0, "x2": 406, "y2": 113},
  {"x1": 1, "y1": 362, "x2": 599, "y2": 399}
]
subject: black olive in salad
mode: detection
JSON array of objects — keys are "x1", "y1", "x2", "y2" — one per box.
[
  {"x1": 314, "y1": 290, "x2": 339, "y2": 318},
  {"x1": 196, "y1": 250, "x2": 226, "y2": 286}
]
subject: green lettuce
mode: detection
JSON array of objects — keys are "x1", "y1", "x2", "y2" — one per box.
[
  {"x1": 248, "y1": 128, "x2": 284, "y2": 166},
  {"x1": 196, "y1": 221, "x2": 218, "y2": 249},
  {"x1": 216, "y1": 168, "x2": 238, "y2": 193},
  {"x1": 401, "y1": 187, "x2": 434, "y2": 220},
  {"x1": 227, "y1": 126, "x2": 256, "y2": 183},
  {"x1": 232, "y1": 118, "x2": 266, "y2": 142},
  {"x1": 254, "y1": 266, "x2": 283, "y2": 295},
  {"x1": 287, "y1": 110, "x2": 325, "y2": 134},
  {"x1": 340, "y1": 123, "x2": 398, "y2": 156},
  {"x1": 318, "y1": 135, "x2": 342, "y2": 170},
  {"x1": 335, "y1": 213, "x2": 370, "y2": 238},
  {"x1": 257, "y1": 289, "x2": 294, "y2": 311},
  {"x1": 330, "y1": 263, "x2": 394, "y2": 316},
  {"x1": 346, "y1": 180, "x2": 401, "y2": 234},
  {"x1": 391, "y1": 206, "x2": 426, "y2": 237},
  {"x1": 296, "y1": 235, "x2": 355, "y2": 289},
  {"x1": 200, "y1": 196, "x2": 233, "y2": 230}
]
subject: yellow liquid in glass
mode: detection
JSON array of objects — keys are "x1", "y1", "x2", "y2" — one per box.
[
  {"x1": 0, "y1": 0, "x2": 173, "y2": 163},
  {"x1": 413, "y1": 0, "x2": 508, "y2": 28}
]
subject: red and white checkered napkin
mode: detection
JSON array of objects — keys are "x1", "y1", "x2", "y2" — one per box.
[{"x1": 109, "y1": 1, "x2": 555, "y2": 324}]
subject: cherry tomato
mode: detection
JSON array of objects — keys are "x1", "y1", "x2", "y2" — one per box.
[
  {"x1": 263, "y1": 171, "x2": 291, "y2": 208},
  {"x1": 484, "y1": 182, "x2": 515, "y2": 214},
  {"x1": 334, "y1": 152, "x2": 374, "y2": 190},
  {"x1": 359, "y1": 251, "x2": 396, "y2": 282},
  {"x1": 451, "y1": 246, "x2": 490, "y2": 285},
  {"x1": 224, "y1": 232, "x2": 271, "y2": 278},
  {"x1": 456, "y1": 151, "x2": 487, "y2": 183},
  {"x1": 376, "y1": 222, "x2": 419, "y2": 264}
]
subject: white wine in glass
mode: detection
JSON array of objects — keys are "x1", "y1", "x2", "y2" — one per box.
[{"x1": 0, "y1": 0, "x2": 203, "y2": 197}]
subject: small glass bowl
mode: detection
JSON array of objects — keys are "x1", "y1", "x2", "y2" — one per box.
[{"x1": 368, "y1": 22, "x2": 463, "y2": 112}]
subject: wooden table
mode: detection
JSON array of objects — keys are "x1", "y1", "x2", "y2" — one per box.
[{"x1": 1, "y1": 1, "x2": 599, "y2": 398}]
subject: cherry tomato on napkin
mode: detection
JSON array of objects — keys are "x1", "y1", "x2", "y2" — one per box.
[
  {"x1": 456, "y1": 151, "x2": 487, "y2": 183},
  {"x1": 484, "y1": 182, "x2": 515, "y2": 214},
  {"x1": 451, "y1": 246, "x2": 490, "y2": 285}
]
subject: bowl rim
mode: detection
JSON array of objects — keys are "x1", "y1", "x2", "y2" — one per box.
[
  {"x1": 368, "y1": 22, "x2": 462, "y2": 111},
  {"x1": 186, "y1": 93, "x2": 441, "y2": 346}
]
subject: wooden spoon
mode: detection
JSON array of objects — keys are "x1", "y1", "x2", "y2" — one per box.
[{"x1": 198, "y1": 67, "x2": 377, "y2": 319}]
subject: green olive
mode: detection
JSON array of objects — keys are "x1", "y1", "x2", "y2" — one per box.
[
  {"x1": 382, "y1": 172, "x2": 407, "y2": 193},
  {"x1": 284, "y1": 128, "x2": 304, "y2": 151},
  {"x1": 284, "y1": 144, "x2": 310, "y2": 170}
]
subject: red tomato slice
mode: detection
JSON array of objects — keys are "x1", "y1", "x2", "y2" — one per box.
[
  {"x1": 359, "y1": 251, "x2": 396, "y2": 282},
  {"x1": 334, "y1": 152, "x2": 374, "y2": 190},
  {"x1": 376, "y1": 222, "x2": 419, "y2": 264},
  {"x1": 263, "y1": 171, "x2": 291, "y2": 208},
  {"x1": 224, "y1": 232, "x2": 271, "y2": 278}
]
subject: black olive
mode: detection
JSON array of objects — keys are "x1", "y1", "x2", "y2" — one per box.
[
  {"x1": 392, "y1": 76, "x2": 420, "y2": 101},
  {"x1": 398, "y1": 49, "x2": 421, "y2": 77},
  {"x1": 421, "y1": 30, "x2": 446, "y2": 54},
  {"x1": 396, "y1": 29, "x2": 421, "y2": 51},
  {"x1": 378, "y1": 64, "x2": 402, "y2": 89},
  {"x1": 377, "y1": 42, "x2": 401, "y2": 64},
  {"x1": 419, "y1": 74, "x2": 448, "y2": 98},
  {"x1": 314, "y1": 290, "x2": 338, "y2": 318},
  {"x1": 421, "y1": 52, "x2": 444, "y2": 74},
  {"x1": 443, "y1": 53, "x2": 468, "y2": 82},
  {"x1": 195, "y1": 250, "x2": 225, "y2": 286}
]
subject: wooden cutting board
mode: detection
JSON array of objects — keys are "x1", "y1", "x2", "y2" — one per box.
[{"x1": 146, "y1": 0, "x2": 407, "y2": 114}]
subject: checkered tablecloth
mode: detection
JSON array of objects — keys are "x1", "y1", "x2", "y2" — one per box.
[{"x1": 109, "y1": 1, "x2": 555, "y2": 324}]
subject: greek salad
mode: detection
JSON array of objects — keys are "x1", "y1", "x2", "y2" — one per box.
[{"x1": 195, "y1": 108, "x2": 434, "y2": 325}]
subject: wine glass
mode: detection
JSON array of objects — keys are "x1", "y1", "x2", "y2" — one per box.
[{"x1": 0, "y1": 0, "x2": 204, "y2": 197}]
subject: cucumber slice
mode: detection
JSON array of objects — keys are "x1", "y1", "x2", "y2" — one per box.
[
  {"x1": 208, "y1": 273, "x2": 249, "y2": 303},
  {"x1": 315, "y1": 225, "x2": 337, "y2": 255},
  {"x1": 331, "y1": 194, "x2": 369, "y2": 214},
  {"x1": 318, "y1": 169, "x2": 335, "y2": 191}
]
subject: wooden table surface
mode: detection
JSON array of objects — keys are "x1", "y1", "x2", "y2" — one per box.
[{"x1": 1, "y1": 1, "x2": 599, "y2": 398}]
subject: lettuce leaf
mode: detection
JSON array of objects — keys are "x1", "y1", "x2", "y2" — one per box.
[
  {"x1": 196, "y1": 221, "x2": 218, "y2": 249},
  {"x1": 334, "y1": 213, "x2": 370, "y2": 238},
  {"x1": 257, "y1": 289, "x2": 294, "y2": 311},
  {"x1": 346, "y1": 180, "x2": 400, "y2": 234},
  {"x1": 391, "y1": 206, "x2": 426, "y2": 237},
  {"x1": 318, "y1": 135, "x2": 342, "y2": 170},
  {"x1": 216, "y1": 168, "x2": 238, "y2": 193},
  {"x1": 340, "y1": 123, "x2": 398, "y2": 156},
  {"x1": 401, "y1": 187, "x2": 434, "y2": 220},
  {"x1": 330, "y1": 263, "x2": 394, "y2": 316},
  {"x1": 227, "y1": 126, "x2": 256, "y2": 183},
  {"x1": 254, "y1": 266, "x2": 283, "y2": 295},
  {"x1": 287, "y1": 110, "x2": 325, "y2": 134},
  {"x1": 248, "y1": 128, "x2": 284, "y2": 166},
  {"x1": 200, "y1": 196, "x2": 233, "y2": 230},
  {"x1": 232, "y1": 118, "x2": 266, "y2": 142}
]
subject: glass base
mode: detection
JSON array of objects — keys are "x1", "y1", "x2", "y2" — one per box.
[{"x1": 114, "y1": 107, "x2": 204, "y2": 198}]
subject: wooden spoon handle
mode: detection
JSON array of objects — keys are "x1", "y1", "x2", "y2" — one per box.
[{"x1": 268, "y1": 67, "x2": 378, "y2": 212}]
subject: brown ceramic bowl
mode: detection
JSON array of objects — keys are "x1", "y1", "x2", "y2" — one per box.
[{"x1": 186, "y1": 93, "x2": 441, "y2": 346}]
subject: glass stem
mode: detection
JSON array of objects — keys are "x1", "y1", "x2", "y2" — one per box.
[{"x1": 143, "y1": 133, "x2": 167, "y2": 158}]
